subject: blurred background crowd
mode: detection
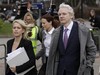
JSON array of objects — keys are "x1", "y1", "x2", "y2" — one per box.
[
  {"x1": 0, "y1": 0, "x2": 100, "y2": 23},
  {"x1": 0, "y1": 0, "x2": 100, "y2": 53}
]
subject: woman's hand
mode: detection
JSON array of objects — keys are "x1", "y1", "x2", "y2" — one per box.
[{"x1": 10, "y1": 67, "x2": 16, "y2": 73}]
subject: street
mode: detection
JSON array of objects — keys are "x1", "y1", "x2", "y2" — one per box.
[
  {"x1": 0, "y1": 38, "x2": 9, "y2": 75},
  {"x1": 0, "y1": 38, "x2": 100, "y2": 75}
]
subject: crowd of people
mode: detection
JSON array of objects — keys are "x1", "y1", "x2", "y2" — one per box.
[{"x1": 6, "y1": 2, "x2": 97, "y2": 75}]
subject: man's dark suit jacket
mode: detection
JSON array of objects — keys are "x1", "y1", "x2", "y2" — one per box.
[{"x1": 6, "y1": 38, "x2": 37, "y2": 75}]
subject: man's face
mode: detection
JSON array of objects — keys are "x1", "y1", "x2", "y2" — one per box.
[{"x1": 58, "y1": 8, "x2": 72, "y2": 25}]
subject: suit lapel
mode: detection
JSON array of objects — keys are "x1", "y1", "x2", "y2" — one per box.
[
  {"x1": 49, "y1": 26, "x2": 61, "y2": 56},
  {"x1": 66, "y1": 22, "x2": 78, "y2": 49},
  {"x1": 8, "y1": 39, "x2": 14, "y2": 53},
  {"x1": 60, "y1": 26, "x2": 66, "y2": 50}
]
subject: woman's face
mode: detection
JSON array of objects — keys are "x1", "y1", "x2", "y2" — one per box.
[
  {"x1": 12, "y1": 22, "x2": 25, "y2": 37},
  {"x1": 25, "y1": 15, "x2": 32, "y2": 24},
  {"x1": 90, "y1": 10, "x2": 95, "y2": 16},
  {"x1": 41, "y1": 18, "x2": 52, "y2": 31}
]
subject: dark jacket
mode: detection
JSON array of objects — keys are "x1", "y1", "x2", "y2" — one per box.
[
  {"x1": 89, "y1": 15, "x2": 100, "y2": 29},
  {"x1": 6, "y1": 38, "x2": 37, "y2": 75},
  {"x1": 57, "y1": 23, "x2": 80, "y2": 75}
]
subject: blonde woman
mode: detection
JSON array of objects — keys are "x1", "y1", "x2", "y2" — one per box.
[
  {"x1": 24, "y1": 12, "x2": 39, "y2": 55},
  {"x1": 6, "y1": 19, "x2": 37, "y2": 75}
]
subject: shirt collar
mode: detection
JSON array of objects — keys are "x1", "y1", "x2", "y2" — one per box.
[
  {"x1": 64, "y1": 21, "x2": 73, "y2": 31},
  {"x1": 44, "y1": 27, "x2": 55, "y2": 35}
]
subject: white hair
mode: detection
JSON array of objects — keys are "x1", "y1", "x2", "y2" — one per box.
[{"x1": 59, "y1": 3, "x2": 74, "y2": 17}]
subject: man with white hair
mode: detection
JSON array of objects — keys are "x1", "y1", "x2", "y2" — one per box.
[{"x1": 46, "y1": 3, "x2": 96, "y2": 75}]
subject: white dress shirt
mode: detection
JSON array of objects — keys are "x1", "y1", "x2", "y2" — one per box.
[
  {"x1": 63, "y1": 21, "x2": 73, "y2": 40},
  {"x1": 44, "y1": 27, "x2": 55, "y2": 57}
]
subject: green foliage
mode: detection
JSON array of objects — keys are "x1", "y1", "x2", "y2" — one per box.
[
  {"x1": 92, "y1": 29, "x2": 100, "y2": 35},
  {"x1": 0, "y1": 19, "x2": 4, "y2": 29},
  {"x1": 0, "y1": 22, "x2": 12, "y2": 36}
]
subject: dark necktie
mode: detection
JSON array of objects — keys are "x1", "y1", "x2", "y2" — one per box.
[{"x1": 63, "y1": 29, "x2": 68, "y2": 49}]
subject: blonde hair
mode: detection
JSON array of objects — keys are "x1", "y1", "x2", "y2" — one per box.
[
  {"x1": 59, "y1": 3, "x2": 74, "y2": 18},
  {"x1": 23, "y1": 12, "x2": 36, "y2": 24},
  {"x1": 13, "y1": 19, "x2": 27, "y2": 38},
  {"x1": 13, "y1": 19, "x2": 27, "y2": 30}
]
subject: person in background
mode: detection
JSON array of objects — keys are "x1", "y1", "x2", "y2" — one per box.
[
  {"x1": 27, "y1": 1, "x2": 32, "y2": 13},
  {"x1": 6, "y1": 19, "x2": 37, "y2": 75},
  {"x1": 46, "y1": 3, "x2": 97, "y2": 75},
  {"x1": 35, "y1": 14, "x2": 59, "y2": 75},
  {"x1": 15, "y1": 5, "x2": 21, "y2": 19},
  {"x1": 53, "y1": 15, "x2": 60, "y2": 28},
  {"x1": 89, "y1": 9, "x2": 96, "y2": 27},
  {"x1": 89, "y1": 9, "x2": 100, "y2": 29},
  {"x1": 23, "y1": 12, "x2": 39, "y2": 55},
  {"x1": 75, "y1": 18, "x2": 85, "y2": 25}
]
